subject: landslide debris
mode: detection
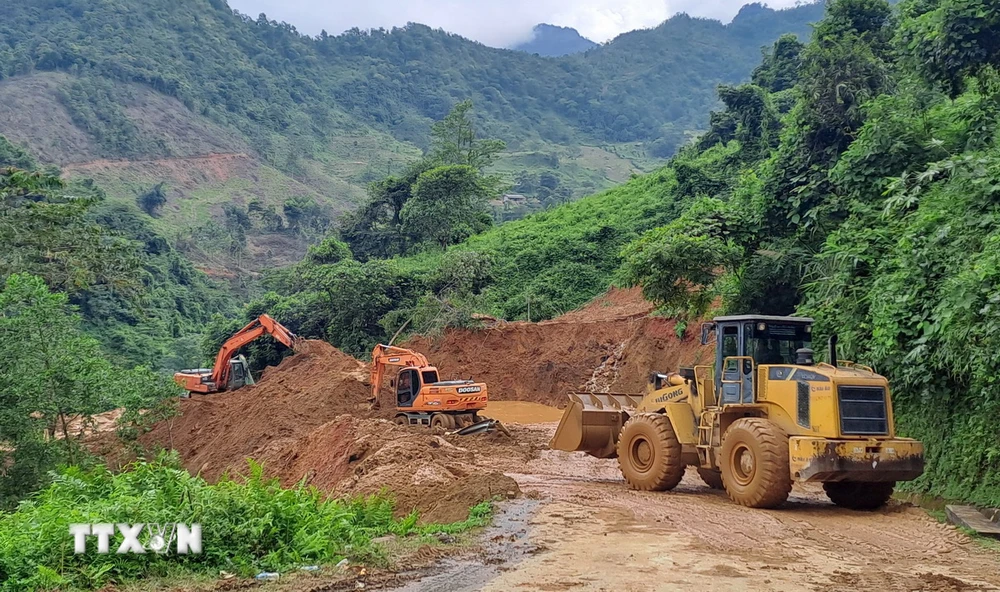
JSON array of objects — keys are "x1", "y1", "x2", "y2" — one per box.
[
  {"x1": 141, "y1": 339, "x2": 521, "y2": 524},
  {"x1": 403, "y1": 288, "x2": 712, "y2": 406}
]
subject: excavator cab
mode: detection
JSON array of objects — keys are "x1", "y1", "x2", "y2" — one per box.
[
  {"x1": 394, "y1": 366, "x2": 443, "y2": 407},
  {"x1": 396, "y1": 368, "x2": 418, "y2": 407},
  {"x1": 227, "y1": 355, "x2": 254, "y2": 390}
]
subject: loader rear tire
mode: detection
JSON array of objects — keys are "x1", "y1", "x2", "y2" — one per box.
[
  {"x1": 823, "y1": 481, "x2": 895, "y2": 510},
  {"x1": 697, "y1": 468, "x2": 725, "y2": 490},
  {"x1": 393, "y1": 415, "x2": 409, "y2": 426},
  {"x1": 617, "y1": 413, "x2": 684, "y2": 491},
  {"x1": 721, "y1": 418, "x2": 792, "y2": 508},
  {"x1": 430, "y1": 414, "x2": 455, "y2": 430}
]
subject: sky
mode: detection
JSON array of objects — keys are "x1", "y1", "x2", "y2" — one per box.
[{"x1": 227, "y1": 0, "x2": 802, "y2": 48}]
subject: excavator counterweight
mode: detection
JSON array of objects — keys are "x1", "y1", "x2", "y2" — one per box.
[{"x1": 174, "y1": 314, "x2": 298, "y2": 395}]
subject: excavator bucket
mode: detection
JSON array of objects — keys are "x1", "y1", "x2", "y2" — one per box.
[{"x1": 549, "y1": 392, "x2": 643, "y2": 459}]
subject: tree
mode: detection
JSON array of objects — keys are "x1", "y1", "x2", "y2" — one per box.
[
  {"x1": 401, "y1": 165, "x2": 493, "y2": 249},
  {"x1": 306, "y1": 236, "x2": 352, "y2": 265},
  {"x1": 136, "y1": 182, "x2": 167, "y2": 216},
  {"x1": 0, "y1": 135, "x2": 36, "y2": 170},
  {"x1": 752, "y1": 34, "x2": 804, "y2": 92},
  {"x1": 429, "y1": 100, "x2": 506, "y2": 170},
  {"x1": 0, "y1": 274, "x2": 176, "y2": 505},
  {"x1": 0, "y1": 168, "x2": 140, "y2": 297},
  {"x1": 619, "y1": 199, "x2": 747, "y2": 316},
  {"x1": 900, "y1": 0, "x2": 1000, "y2": 97}
]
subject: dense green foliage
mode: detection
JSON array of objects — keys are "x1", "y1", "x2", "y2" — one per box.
[
  {"x1": 0, "y1": 274, "x2": 178, "y2": 505},
  {"x1": 341, "y1": 101, "x2": 503, "y2": 260},
  {"x1": 0, "y1": 455, "x2": 491, "y2": 590},
  {"x1": 0, "y1": 145, "x2": 231, "y2": 369},
  {"x1": 616, "y1": 0, "x2": 1000, "y2": 505},
  {"x1": 0, "y1": 0, "x2": 821, "y2": 165}
]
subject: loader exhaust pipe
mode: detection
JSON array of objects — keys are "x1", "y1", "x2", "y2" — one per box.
[{"x1": 828, "y1": 334, "x2": 838, "y2": 367}]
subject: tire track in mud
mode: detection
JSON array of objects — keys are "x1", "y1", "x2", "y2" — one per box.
[{"x1": 392, "y1": 423, "x2": 1000, "y2": 592}]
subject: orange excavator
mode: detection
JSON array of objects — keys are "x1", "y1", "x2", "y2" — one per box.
[
  {"x1": 370, "y1": 344, "x2": 488, "y2": 429},
  {"x1": 174, "y1": 314, "x2": 298, "y2": 396}
]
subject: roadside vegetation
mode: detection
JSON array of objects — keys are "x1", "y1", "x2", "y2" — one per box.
[{"x1": 0, "y1": 454, "x2": 491, "y2": 591}]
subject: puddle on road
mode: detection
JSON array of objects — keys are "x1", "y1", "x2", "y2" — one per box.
[
  {"x1": 387, "y1": 498, "x2": 540, "y2": 592},
  {"x1": 479, "y1": 401, "x2": 563, "y2": 424}
]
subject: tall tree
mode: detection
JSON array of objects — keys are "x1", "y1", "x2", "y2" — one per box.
[
  {"x1": 429, "y1": 100, "x2": 507, "y2": 170},
  {"x1": 401, "y1": 165, "x2": 493, "y2": 249}
]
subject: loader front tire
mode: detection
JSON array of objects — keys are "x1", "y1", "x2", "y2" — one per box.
[
  {"x1": 393, "y1": 415, "x2": 409, "y2": 426},
  {"x1": 721, "y1": 418, "x2": 792, "y2": 508},
  {"x1": 823, "y1": 481, "x2": 895, "y2": 510},
  {"x1": 697, "y1": 468, "x2": 725, "y2": 490},
  {"x1": 617, "y1": 413, "x2": 684, "y2": 491}
]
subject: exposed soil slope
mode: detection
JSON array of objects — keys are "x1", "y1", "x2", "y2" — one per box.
[
  {"x1": 142, "y1": 340, "x2": 372, "y2": 481},
  {"x1": 403, "y1": 288, "x2": 712, "y2": 406}
]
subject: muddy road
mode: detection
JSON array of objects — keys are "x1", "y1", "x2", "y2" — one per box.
[{"x1": 403, "y1": 421, "x2": 1000, "y2": 592}]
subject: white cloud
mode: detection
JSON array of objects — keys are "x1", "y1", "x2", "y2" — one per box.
[{"x1": 227, "y1": 0, "x2": 803, "y2": 47}]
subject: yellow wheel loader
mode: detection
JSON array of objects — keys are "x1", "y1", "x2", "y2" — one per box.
[{"x1": 551, "y1": 315, "x2": 924, "y2": 509}]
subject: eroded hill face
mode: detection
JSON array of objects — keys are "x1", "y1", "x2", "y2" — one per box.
[{"x1": 402, "y1": 288, "x2": 712, "y2": 405}]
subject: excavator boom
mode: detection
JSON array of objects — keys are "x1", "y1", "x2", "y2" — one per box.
[
  {"x1": 369, "y1": 344, "x2": 430, "y2": 405},
  {"x1": 174, "y1": 314, "x2": 298, "y2": 394}
]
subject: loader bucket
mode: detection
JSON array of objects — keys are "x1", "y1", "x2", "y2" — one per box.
[{"x1": 549, "y1": 392, "x2": 643, "y2": 459}]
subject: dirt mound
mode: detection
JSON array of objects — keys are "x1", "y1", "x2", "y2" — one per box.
[
  {"x1": 141, "y1": 341, "x2": 522, "y2": 524},
  {"x1": 403, "y1": 289, "x2": 711, "y2": 407},
  {"x1": 549, "y1": 287, "x2": 655, "y2": 324},
  {"x1": 142, "y1": 340, "x2": 372, "y2": 481},
  {"x1": 257, "y1": 414, "x2": 520, "y2": 524}
]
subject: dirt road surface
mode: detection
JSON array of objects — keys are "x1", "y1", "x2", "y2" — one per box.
[{"x1": 401, "y1": 421, "x2": 1000, "y2": 592}]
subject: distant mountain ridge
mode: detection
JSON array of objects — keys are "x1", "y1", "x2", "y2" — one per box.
[{"x1": 513, "y1": 24, "x2": 598, "y2": 57}]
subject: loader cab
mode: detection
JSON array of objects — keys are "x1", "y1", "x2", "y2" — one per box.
[
  {"x1": 395, "y1": 367, "x2": 441, "y2": 407},
  {"x1": 702, "y1": 315, "x2": 813, "y2": 405}
]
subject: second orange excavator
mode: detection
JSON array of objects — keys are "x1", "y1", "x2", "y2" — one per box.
[
  {"x1": 174, "y1": 314, "x2": 298, "y2": 396},
  {"x1": 369, "y1": 344, "x2": 489, "y2": 429}
]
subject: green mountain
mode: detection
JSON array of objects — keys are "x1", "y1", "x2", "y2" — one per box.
[
  {"x1": 513, "y1": 24, "x2": 598, "y2": 57},
  {"x1": 0, "y1": 0, "x2": 822, "y2": 275}
]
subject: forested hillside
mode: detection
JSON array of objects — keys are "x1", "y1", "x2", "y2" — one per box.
[
  {"x1": 0, "y1": 0, "x2": 822, "y2": 275},
  {"x1": 218, "y1": 0, "x2": 1000, "y2": 507}
]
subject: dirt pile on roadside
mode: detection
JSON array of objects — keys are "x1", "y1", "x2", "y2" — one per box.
[
  {"x1": 260, "y1": 414, "x2": 521, "y2": 524},
  {"x1": 403, "y1": 288, "x2": 711, "y2": 406},
  {"x1": 141, "y1": 339, "x2": 373, "y2": 481}
]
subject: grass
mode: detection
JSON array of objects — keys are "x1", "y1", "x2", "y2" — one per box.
[{"x1": 0, "y1": 454, "x2": 497, "y2": 591}]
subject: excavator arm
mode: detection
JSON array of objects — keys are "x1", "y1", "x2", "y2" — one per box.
[
  {"x1": 369, "y1": 344, "x2": 430, "y2": 407},
  {"x1": 174, "y1": 314, "x2": 298, "y2": 394},
  {"x1": 209, "y1": 314, "x2": 298, "y2": 388}
]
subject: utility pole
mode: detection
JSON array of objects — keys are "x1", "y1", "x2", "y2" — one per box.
[{"x1": 526, "y1": 294, "x2": 531, "y2": 323}]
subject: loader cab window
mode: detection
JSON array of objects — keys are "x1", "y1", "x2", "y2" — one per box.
[
  {"x1": 421, "y1": 370, "x2": 439, "y2": 385},
  {"x1": 746, "y1": 322, "x2": 811, "y2": 365},
  {"x1": 721, "y1": 326, "x2": 740, "y2": 358},
  {"x1": 397, "y1": 369, "x2": 418, "y2": 407}
]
